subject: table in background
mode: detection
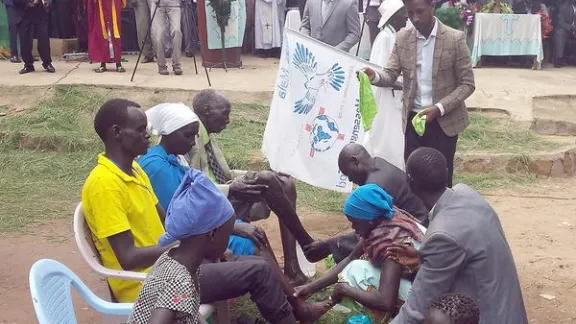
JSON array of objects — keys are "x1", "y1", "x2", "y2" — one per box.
[{"x1": 471, "y1": 13, "x2": 543, "y2": 69}]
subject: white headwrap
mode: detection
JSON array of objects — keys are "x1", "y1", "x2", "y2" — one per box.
[{"x1": 145, "y1": 103, "x2": 199, "y2": 136}]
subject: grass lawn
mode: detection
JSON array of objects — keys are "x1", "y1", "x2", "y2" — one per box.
[
  {"x1": 458, "y1": 113, "x2": 563, "y2": 153},
  {"x1": 0, "y1": 85, "x2": 540, "y2": 232},
  {"x1": 0, "y1": 85, "x2": 540, "y2": 322}
]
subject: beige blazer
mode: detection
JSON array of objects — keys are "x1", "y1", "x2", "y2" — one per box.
[{"x1": 374, "y1": 22, "x2": 475, "y2": 137}]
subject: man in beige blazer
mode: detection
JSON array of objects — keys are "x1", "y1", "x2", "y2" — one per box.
[{"x1": 361, "y1": 0, "x2": 474, "y2": 187}]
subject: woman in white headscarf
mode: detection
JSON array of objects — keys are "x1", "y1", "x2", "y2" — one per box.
[
  {"x1": 363, "y1": 0, "x2": 408, "y2": 170},
  {"x1": 138, "y1": 103, "x2": 261, "y2": 257}
]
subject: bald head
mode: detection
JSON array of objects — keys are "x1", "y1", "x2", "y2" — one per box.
[
  {"x1": 192, "y1": 89, "x2": 231, "y2": 134},
  {"x1": 406, "y1": 147, "x2": 448, "y2": 193},
  {"x1": 338, "y1": 143, "x2": 374, "y2": 185}
]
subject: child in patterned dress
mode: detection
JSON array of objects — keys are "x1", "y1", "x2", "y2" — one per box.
[{"x1": 127, "y1": 169, "x2": 236, "y2": 324}]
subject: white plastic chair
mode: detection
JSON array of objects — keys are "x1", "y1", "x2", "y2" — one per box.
[
  {"x1": 73, "y1": 203, "x2": 229, "y2": 324},
  {"x1": 29, "y1": 258, "x2": 133, "y2": 324}
]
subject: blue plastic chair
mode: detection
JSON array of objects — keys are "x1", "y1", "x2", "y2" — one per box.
[{"x1": 29, "y1": 258, "x2": 133, "y2": 324}]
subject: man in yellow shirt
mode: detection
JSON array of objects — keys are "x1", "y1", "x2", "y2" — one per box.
[{"x1": 81, "y1": 99, "x2": 299, "y2": 323}]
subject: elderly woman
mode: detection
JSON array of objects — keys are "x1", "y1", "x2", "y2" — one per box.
[
  {"x1": 294, "y1": 184, "x2": 426, "y2": 323},
  {"x1": 137, "y1": 103, "x2": 263, "y2": 257}
]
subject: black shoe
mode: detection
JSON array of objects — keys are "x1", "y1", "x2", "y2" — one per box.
[
  {"x1": 10, "y1": 56, "x2": 21, "y2": 63},
  {"x1": 43, "y1": 63, "x2": 55, "y2": 73},
  {"x1": 185, "y1": 51, "x2": 194, "y2": 58},
  {"x1": 142, "y1": 56, "x2": 154, "y2": 63},
  {"x1": 19, "y1": 65, "x2": 35, "y2": 74}
]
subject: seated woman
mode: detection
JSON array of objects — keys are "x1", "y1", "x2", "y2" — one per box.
[
  {"x1": 294, "y1": 184, "x2": 426, "y2": 323},
  {"x1": 137, "y1": 102, "x2": 261, "y2": 257},
  {"x1": 136, "y1": 104, "x2": 334, "y2": 321}
]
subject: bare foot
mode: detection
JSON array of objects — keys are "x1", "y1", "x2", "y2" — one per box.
[
  {"x1": 293, "y1": 299, "x2": 335, "y2": 323},
  {"x1": 303, "y1": 240, "x2": 330, "y2": 263},
  {"x1": 285, "y1": 271, "x2": 309, "y2": 286},
  {"x1": 283, "y1": 262, "x2": 310, "y2": 286}
]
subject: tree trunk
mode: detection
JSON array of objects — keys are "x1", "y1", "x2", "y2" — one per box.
[{"x1": 220, "y1": 25, "x2": 228, "y2": 72}]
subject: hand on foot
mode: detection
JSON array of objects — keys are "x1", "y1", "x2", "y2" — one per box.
[{"x1": 293, "y1": 283, "x2": 316, "y2": 299}]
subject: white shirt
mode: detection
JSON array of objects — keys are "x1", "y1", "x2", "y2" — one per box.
[
  {"x1": 322, "y1": 0, "x2": 334, "y2": 22},
  {"x1": 413, "y1": 18, "x2": 440, "y2": 113}
]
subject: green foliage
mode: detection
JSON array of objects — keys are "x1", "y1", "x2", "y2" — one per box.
[
  {"x1": 480, "y1": 0, "x2": 513, "y2": 13},
  {"x1": 435, "y1": 7, "x2": 464, "y2": 30},
  {"x1": 207, "y1": 0, "x2": 236, "y2": 28}
]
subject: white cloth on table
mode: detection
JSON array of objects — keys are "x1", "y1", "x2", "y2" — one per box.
[
  {"x1": 471, "y1": 13, "x2": 543, "y2": 67},
  {"x1": 255, "y1": 0, "x2": 286, "y2": 49},
  {"x1": 362, "y1": 25, "x2": 405, "y2": 170}
]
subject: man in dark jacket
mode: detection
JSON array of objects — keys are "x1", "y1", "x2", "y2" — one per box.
[
  {"x1": 554, "y1": 0, "x2": 576, "y2": 67},
  {"x1": 12, "y1": 0, "x2": 55, "y2": 74}
]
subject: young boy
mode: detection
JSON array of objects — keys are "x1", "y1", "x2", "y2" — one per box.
[
  {"x1": 127, "y1": 169, "x2": 236, "y2": 324},
  {"x1": 425, "y1": 293, "x2": 480, "y2": 324}
]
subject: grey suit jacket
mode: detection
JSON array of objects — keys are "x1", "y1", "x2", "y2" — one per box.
[
  {"x1": 374, "y1": 22, "x2": 475, "y2": 137},
  {"x1": 392, "y1": 184, "x2": 528, "y2": 324},
  {"x1": 300, "y1": 0, "x2": 360, "y2": 52}
]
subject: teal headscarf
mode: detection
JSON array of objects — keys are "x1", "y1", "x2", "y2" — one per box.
[{"x1": 343, "y1": 184, "x2": 394, "y2": 220}]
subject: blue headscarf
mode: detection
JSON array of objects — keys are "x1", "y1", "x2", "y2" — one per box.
[
  {"x1": 343, "y1": 184, "x2": 395, "y2": 220},
  {"x1": 159, "y1": 169, "x2": 234, "y2": 246}
]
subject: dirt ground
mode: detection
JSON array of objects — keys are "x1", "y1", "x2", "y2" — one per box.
[{"x1": 1, "y1": 178, "x2": 576, "y2": 323}]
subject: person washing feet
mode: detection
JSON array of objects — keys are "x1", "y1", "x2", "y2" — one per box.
[{"x1": 294, "y1": 184, "x2": 426, "y2": 323}]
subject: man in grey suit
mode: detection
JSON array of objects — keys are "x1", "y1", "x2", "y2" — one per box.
[
  {"x1": 554, "y1": 0, "x2": 576, "y2": 67},
  {"x1": 390, "y1": 147, "x2": 528, "y2": 324},
  {"x1": 299, "y1": 0, "x2": 361, "y2": 51}
]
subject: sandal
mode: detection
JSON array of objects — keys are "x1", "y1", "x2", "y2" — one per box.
[
  {"x1": 116, "y1": 66, "x2": 126, "y2": 73},
  {"x1": 94, "y1": 66, "x2": 107, "y2": 73}
]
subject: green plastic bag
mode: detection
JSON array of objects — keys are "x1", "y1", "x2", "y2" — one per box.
[
  {"x1": 412, "y1": 113, "x2": 427, "y2": 136},
  {"x1": 358, "y1": 71, "x2": 377, "y2": 131}
]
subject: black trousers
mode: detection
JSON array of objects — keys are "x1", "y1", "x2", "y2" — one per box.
[
  {"x1": 17, "y1": 6, "x2": 52, "y2": 67},
  {"x1": 199, "y1": 256, "x2": 292, "y2": 323},
  {"x1": 405, "y1": 111, "x2": 458, "y2": 188},
  {"x1": 5, "y1": 5, "x2": 19, "y2": 57},
  {"x1": 49, "y1": 0, "x2": 74, "y2": 38}
]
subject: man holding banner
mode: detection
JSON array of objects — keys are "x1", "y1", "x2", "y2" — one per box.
[
  {"x1": 263, "y1": 28, "x2": 429, "y2": 263},
  {"x1": 361, "y1": 0, "x2": 475, "y2": 187}
]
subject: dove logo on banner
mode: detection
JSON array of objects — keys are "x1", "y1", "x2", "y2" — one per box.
[
  {"x1": 292, "y1": 43, "x2": 345, "y2": 115},
  {"x1": 262, "y1": 29, "x2": 380, "y2": 193}
]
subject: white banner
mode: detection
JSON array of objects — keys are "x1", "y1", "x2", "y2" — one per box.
[{"x1": 262, "y1": 29, "x2": 380, "y2": 193}]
